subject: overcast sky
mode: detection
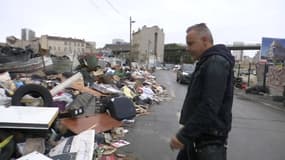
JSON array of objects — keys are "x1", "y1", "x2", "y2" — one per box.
[{"x1": 1, "y1": 0, "x2": 284, "y2": 50}]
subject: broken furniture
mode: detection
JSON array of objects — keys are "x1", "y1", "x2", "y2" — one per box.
[
  {"x1": 60, "y1": 113, "x2": 122, "y2": 134},
  {"x1": 0, "y1": 106, "x2": 58, "y2": 130}
]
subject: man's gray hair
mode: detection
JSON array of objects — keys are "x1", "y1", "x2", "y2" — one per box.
[{"x1": 186, "y1": 23, "x2": 213, "y2": 44}]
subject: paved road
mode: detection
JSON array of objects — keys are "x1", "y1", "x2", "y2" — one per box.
[{"x1": 122, "y1": 70, "x2": 285, "y2": 160}]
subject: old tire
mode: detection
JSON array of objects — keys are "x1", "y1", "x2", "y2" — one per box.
[{"x1": 11, "y1": 84, "x2": 53, "y2": 107}]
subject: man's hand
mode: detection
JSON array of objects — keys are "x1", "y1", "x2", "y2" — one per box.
[{"x1": 170, "y1": 136, "x2": 184, "y2": 150}]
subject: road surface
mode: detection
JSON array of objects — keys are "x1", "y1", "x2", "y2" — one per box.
[{"x1": 122, "y1": 70, "x2": 285, "y2": 160}]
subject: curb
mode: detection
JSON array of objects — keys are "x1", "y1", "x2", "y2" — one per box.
[{"x1": 234, "y1": 89, "x2": 285, "y2": 112}]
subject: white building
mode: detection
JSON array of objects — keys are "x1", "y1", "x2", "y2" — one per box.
[
  {"x1": 252, "y1": 51, "x2": 260, "y2": 64},
  {"x1": 6, "y1": 36, "x2": 40, "y2": 53},
  {"x1": 132, "y1": 25, "x2": 165, "y2": 67},
  {"x1": 40, "y1": 35, "x2": 86, "y2": 57},
  {"x1": 231, "y1": 42, "x2": 244, "y2": 62},
  {"x1": 112, "y1": 39, "x2": 126, "y2": 44}
]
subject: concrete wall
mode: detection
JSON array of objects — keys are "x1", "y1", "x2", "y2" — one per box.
[{"x1": 257, "y1": 63, "x2": 285, "y2": 96}]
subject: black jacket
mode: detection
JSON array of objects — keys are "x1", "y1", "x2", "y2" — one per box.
[{"x1": 177, "y1": 44, "x2": 235, "y2": 145}]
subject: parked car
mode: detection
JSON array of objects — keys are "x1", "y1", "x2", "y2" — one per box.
[
  {"x1": 176, "y1": 64, "x2": 195, "y2": 84},
  {"x1": 173, "y1": 64, "x2": 181, "y2": 71},
  {"x1": 164, "y1": 63, "x2": 175, "y2": 70}
]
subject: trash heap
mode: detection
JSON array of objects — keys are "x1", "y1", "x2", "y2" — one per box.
[{"x1": 0, "y1": 60, "x2": 168, "y2": 160}]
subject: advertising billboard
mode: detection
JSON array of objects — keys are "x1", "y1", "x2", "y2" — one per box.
[{"x1": 260, "y1": 37, "x2": 285, "y2": 60}]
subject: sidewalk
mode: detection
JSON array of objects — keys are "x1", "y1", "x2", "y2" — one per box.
[{"x1": 234, "y1": 88, "x2": 285, "y2": 112}]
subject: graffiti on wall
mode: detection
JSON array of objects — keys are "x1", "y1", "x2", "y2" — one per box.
[{"x1": 266, "y1": 66, "x2": 285, "y2": 95}]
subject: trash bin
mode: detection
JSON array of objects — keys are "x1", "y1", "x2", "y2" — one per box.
[{"x1": 86, "y1": 55, "x2": 98, "y2": 69}]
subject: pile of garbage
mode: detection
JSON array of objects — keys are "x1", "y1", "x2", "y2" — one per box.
[
  {"x1": 0, "y1": 61, "x2": 168, "y2": 160},
  {"x1": 0, "y1": 46, "x2": 36, "y2": 64}
]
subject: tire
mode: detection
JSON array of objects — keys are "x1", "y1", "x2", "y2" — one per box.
[
  {"x1": 0, "y1": 130, "x2": 15, "y2": 160},
  {"x1": 11, "y1": 84, "x2": 53, "y2": 107}
]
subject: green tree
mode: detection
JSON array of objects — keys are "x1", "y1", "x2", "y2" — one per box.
[{"x1": 164, "y1": 43, "x2": 193, "y2": 64}]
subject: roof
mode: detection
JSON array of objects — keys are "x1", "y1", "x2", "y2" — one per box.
[
  {"x1": 104, "y1": 43, "x2": 130, "y2": 52},
  {"x1": 0, "y1": 42, "x2": 7, "y2": 47},
  {"x1": 44, "y1": 35, "x2": 85, "y2": 42}
]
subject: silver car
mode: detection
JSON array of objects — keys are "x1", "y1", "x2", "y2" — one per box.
[{"x1": 176, "y1": 64, "x2": 195, "y2": 84}]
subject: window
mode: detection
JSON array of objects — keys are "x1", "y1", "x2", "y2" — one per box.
[{"x1": 64, "y1": 41, "x2": 67, "y2": 45}]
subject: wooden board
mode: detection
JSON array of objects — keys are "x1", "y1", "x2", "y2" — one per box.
[
  {"x1": 71, "y1": 81, "x2": 107, "y2": 97},
  {"x1": 60, "y1": 113, "x2": 122, "y2": 134}
]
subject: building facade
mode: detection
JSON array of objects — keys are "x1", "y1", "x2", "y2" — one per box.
[
  {"x1": 21, "y1": 28, "x2": 36, "y2": 41},
  {"x1": 85, "y1": 41, "x2": 96, "y2": 54},
  {"x1": 132, "y1": 25, "x2": 165, "y2": 67},
  {"x1": 112, "y1": 39, "x2": 126, "y2": 44},
  {"x1": 40, "y1": 35, "x2": 86, "y2": 57},
  {"x1": 6, "y1": 36, "x2": 40, "y2": 53}
]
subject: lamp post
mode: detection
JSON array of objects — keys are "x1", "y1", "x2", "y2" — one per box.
[{"x1": 129, "y1": 16, "x2": 135, "y2": 61}]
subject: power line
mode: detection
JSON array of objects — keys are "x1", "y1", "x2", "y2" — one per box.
[
  {"x1": 89, "y1": 0, "x2": 129, "y2": 20},
  {"x1": 89, "y1": 0, "x2": 100, "y2": 9},
  {"x1": 88, "y1": 0, "x2": 112, "y2": 18},
  {"x1": 104, "y1": 0, "x2": 120, "y2": 15},
  {"x1": 104, "y1": 0, "x2": 128, "y2": 19}
]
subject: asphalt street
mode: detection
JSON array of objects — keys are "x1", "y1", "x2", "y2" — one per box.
[{"x1": 122, "y1": 70, "x2": 285, "y2": 160}]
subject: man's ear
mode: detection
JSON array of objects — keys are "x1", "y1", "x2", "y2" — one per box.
[
  {"x1": 202, "y1": 36, "x2": 211, "y2": 47},
  {"x1": 201, "y1": 36, "x2": 208, "y2": 42}
]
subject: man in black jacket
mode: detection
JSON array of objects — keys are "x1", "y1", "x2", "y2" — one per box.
[{"x1": 170, "y1": 23, "x2": 235, "y2": 160}]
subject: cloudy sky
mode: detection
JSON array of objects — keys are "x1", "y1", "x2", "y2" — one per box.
[{"x1": 1, "y1": 0, "x2": 284, "y2": 49}]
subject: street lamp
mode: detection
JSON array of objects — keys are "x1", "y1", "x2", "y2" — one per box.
[{"x1": 129, "y1": 16, "x2": 135, "y2": 61}]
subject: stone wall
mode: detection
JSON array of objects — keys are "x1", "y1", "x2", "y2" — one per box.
[{"x1": 267, "y1": 66, "x2": 285, "y2": 96}]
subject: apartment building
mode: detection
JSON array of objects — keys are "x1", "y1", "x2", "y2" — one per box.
[
  {"x1": 132, "y1": 25, "x2": 165, "y2": 66},
  {"x1": 40, "y1": 35, "x2": 86, "y2": 57},
  {"x1": 21, "y1": 28, "x2": 36, "y2": 41}
]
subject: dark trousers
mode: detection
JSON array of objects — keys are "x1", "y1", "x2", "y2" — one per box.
[{"x1": 177, "y1": 143, "x2": 227, "y2": 160}]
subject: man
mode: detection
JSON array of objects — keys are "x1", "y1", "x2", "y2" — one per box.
[{"x1": 170, "y1": 23, "x2": 235, "y2": 160}]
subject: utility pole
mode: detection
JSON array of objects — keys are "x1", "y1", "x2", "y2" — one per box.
[
  {"x1": 129, "y1": 16, "x2": 135, "y2": 61},
  {"x1": 247, "y1": 63, "x2": 251, "y2": 87}
]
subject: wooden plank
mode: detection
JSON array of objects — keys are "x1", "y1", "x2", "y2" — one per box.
[
  {"x1": 71, "y1": 81, "x2": 107, "y2": 97},
  {"x1": 60, "y1": 113, "x2": 122, "y2": 134}
]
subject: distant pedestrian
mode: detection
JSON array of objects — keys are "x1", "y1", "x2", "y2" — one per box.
[{"x1": 170, "y1": 23, "x2": 235, "y2": 160}]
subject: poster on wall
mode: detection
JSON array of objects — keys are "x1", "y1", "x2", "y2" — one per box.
[{"x1": 260, "y1": 37, "x2": 285, "y2": 61}]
